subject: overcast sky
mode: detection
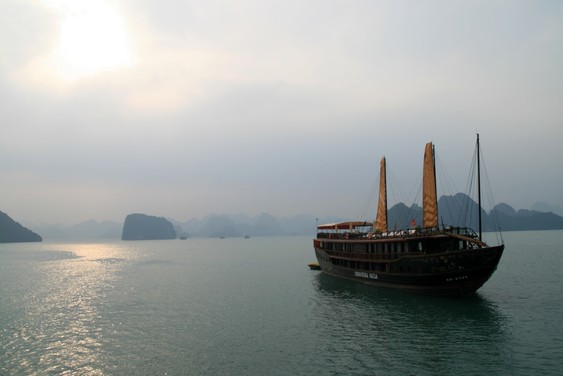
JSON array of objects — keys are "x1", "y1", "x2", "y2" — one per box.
[{"x1": 1, "y1": 0, "x2": 562, "y2": 225}]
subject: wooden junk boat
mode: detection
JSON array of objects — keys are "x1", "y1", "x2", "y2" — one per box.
[{"x1": 313, "y1": 136, "x2": 504, "y2": 296}]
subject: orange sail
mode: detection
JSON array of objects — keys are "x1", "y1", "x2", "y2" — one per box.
[
  {"x1": 422, "y1": 142, "x2": 438, "y2": 228},
  {"x1": 374, "y1": 157, "x2": 388, "y2": 232}
]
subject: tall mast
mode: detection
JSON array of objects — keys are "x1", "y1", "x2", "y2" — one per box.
[{"x1": 477, "y1": 133, "x2": 482, "y2": 240}]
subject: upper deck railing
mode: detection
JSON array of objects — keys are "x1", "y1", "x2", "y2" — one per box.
[{"x1": 316, "y1": 226, "x2": 479, "y2": 241}]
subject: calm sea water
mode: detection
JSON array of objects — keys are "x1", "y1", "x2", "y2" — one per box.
[{"x1": 1, "y1": 231, "x2": 562, "y2": 375}]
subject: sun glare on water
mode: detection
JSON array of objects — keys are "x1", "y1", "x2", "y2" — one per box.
[{"x1": 48, "y1": 0, "x2": 135, "y2": 81}]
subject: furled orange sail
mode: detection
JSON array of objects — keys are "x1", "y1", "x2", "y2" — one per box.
[
  {"x1": 422, "y1": 142, "x2": 438, "y2": 228},
  {"x1": 374, "y1": 157, "x2": 388, "y2": 232}
]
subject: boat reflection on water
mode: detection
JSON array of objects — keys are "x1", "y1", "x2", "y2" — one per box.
[{"x1": 310, "y1": 272, "x2": 512, "y2": 375}]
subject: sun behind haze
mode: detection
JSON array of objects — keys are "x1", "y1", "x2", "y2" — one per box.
[
  {"x1": 51, "y1": 0, "x2": 135, "y2": 80},
  {"x1": 19, "y1": 0, "x2": 136, "y2": 88}
]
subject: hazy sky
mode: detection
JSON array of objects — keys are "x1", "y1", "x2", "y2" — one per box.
[{"x1": 1, "y1": 0, "x2": 562, "y2": 225}]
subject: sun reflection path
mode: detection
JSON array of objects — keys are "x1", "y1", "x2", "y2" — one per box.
[{"x1": 9, "y1": 243, "x2": 139, "y2": 375}]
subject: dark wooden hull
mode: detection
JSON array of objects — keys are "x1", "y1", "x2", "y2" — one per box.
[{"x1": 314, "y1": 244, "x2": 504, "y2": 296}]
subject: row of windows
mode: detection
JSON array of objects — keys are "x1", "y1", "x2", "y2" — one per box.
[
  {"x1": 320, "y1": 241, "x2": 422, "y2": 253},
  {"x1": 320, "y1": 239, "x2": 468, "y2": 253}
]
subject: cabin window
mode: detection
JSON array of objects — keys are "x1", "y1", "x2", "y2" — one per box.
[{"x1": 418, "y1": 242, "x2": 423, "y2": 251}]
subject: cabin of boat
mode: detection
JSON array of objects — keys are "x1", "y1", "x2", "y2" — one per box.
[{"x1": 313, "y1": 137, "x2": 504, "y2": 296}]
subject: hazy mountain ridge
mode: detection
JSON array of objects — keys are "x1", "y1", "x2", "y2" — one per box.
[
  {"x1": 11, "y1": 195, "x2": 563, "y2": 241},
  {"x1": 173, "y1": 212, "x2": 321, "y2": 238},
  {"x1": 24, "y1": 219, "x2": 122, "y2": 241},
  {"x1": 386, "y1": 193, "x2": 563, "y2": 232},
  {"x1": 530, "y1": 202, "x2": 563, "y2": 217}
]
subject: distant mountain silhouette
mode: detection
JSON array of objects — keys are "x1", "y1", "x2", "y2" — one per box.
[
  {"x1": 179, "y1": 213, "x2": 288, "y2": 238},
  {"x1": 68, "y1": 220, "x2": 122, "y2": 239},
  {"x1": 0, "y1": 211, "x2": 42, "y2": 243},
  {"x1": 121, "y1": 213, "x2": 176, "y2": 240},
  {"x1": 491, "y1": 207, "x2": 563, "y2": 231},
  {"x1": 386, "y1": 193, "x2": 563, "y2": 231}
]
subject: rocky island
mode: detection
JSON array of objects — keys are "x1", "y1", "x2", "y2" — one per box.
[
  {"x1": 121, "y1": 213, "x2": 176, "y2": 240},
  {"x1": 0, "y1": 211, "x2": 42, "y2": 243}
]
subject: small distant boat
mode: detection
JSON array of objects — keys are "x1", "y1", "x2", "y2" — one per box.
[
  {"x1": 244, "y1": 235, "x2": 250, "y2": 239},
  {"x1": 313, "y1": 135, "x2": 504, "y2": 296},
  {"x1": 179, "y1": 236, "x2": 187, "y2": 240}
]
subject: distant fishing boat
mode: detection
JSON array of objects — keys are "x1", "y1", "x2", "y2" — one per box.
[{"x1": 313, "y1": 135, "x2": 504, "y2": 296}]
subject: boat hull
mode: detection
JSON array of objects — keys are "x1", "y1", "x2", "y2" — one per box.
[{"x1": 314, "y1": 245, "x2": 504, "y2": 296}]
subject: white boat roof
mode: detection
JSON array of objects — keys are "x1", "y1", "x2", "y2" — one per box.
[{"x1": 317, "y1": 221, "x2": 373, "y2": 230}]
